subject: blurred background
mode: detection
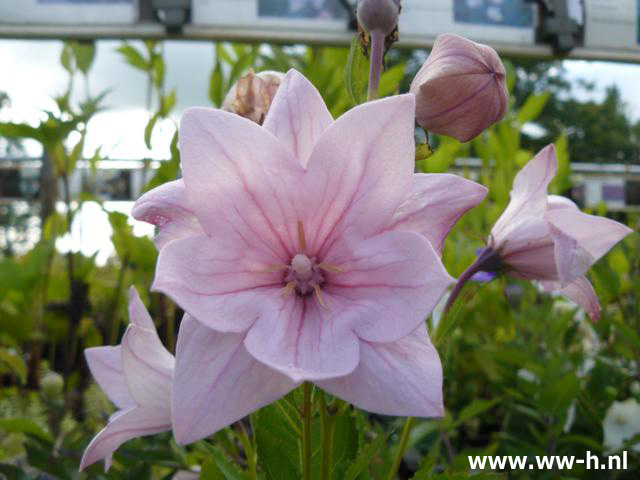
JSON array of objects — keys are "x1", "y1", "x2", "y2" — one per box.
[{"x1": 0, "y1": 0, "x2": 639, "y2": 478}]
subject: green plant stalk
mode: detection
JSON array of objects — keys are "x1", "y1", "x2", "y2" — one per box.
[
  {"x1": 386, "y1": 417, "x2": 415, "y2": 480},
  {"x1": 302, "y1": 382, "x2": 313, "y2": 480},
  {"x1": 367, "y1": 29, "x2": 385, "y2": 101},
  {"x1": 236, "y1": 421, "x2": 257, "y2": 480},
  {"x1": 320, "y1": 392, "x2": 337, "y2": 480}
]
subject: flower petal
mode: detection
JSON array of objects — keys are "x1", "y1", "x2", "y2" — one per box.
[
  {"x1": 179, "y1": 107, "x2": 306, "y2": 260},
  {"x1": 244, "y1": 296, "x2": 360, "y2": 382},
  {"x1": 491, "y1": 145, "x2": 557, "y2": 243},
  {"x1": 301, "y1": 94, "x2": 416, "y2": 255},
  {"x1": 171, "y1": 315, "x2": 297, "y2": 444},
  {"x1": 317, "y1": 325, "x2": 443, "y2": 417},
  {"x1": 84, "y1": 346, "x2": 134, "y2": 410},
  {"x1": 128, "y1": 286, "x2": 155, "y2": 330},
  {"x1": 388, "y1": 173, "x2": 487, "y2": 254},
  {"x1": 121, "y1": 324, "x2": 174, "y2": 411},
  {"x1": 541, "y1": 276, "x2": 601, "y2": 321},
  {"x1": 324, "y1": 230, "x2": 454, "y2": 343},
  {"x1": 546, "y1": 202, "x2": 632, "y2": 284},
  {"x1": 262, "y1": 69, "x2": 333, "y2": 168},
  {"x1": 131, "y1": 180, "x2": 203, "y2": 249},
  {"x1": 152, "y1": 234, "x2": 284, "y2": 332},
  {"x1": 79, "y1": 406, "x2": 171, "y2": 471}
]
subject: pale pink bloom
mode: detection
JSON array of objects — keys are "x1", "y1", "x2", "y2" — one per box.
[
  {"x1": 221, "y1": 70, "x2": 284, "y2": 124},
  {"x1": 489, "y1": 144, "x2": 632, "y2": 320},
  {"x1": 410, "y1": 34, "x2": 508, "y2": 142},
  {"x1": 80, "y1": 287, "x2": 174, "y2": 471},
  {"x1": 135, "y1": 70, "x2": 487, "y2": 444}
]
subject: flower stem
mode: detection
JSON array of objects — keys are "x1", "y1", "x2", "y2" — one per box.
[
  {"x1": 320, "y1": 392, "x2": 337, "y2": 480},
  {"x1": 386, "y1": 416, "x2": 415, "y2": 480},
  {"x1": 302, "y1": 382, "x2": 313, "y2": 480},
  {"x1": 368, "y1": 29, "x2": 385, "y2": 101},
  {"x1": 236, "y1": 421, "x2": 257, "y2": 480}
]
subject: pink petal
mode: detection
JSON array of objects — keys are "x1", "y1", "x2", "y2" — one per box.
[
  {"x1": 262, "y1": 69, "x2": 333, "y2": 168},
  {"x1": 79, "y1": 406, "x2": 171, "y2": 471},
  {"x1": 546, "y1": 203, "x2": 632, "y2": 285},
  {"x1": 84, "y1": 346, "x2": 134, "y2": 410},
  {"x1": 121, "y1": 324, "x2": 174, "y2": 412},
  {"x1": 388, "y1": 173, "x2": 487, "y2": 254},
  {"x1": 491, "y1": 145, "x2": 557, "y2": 243},
  {"x1": 317, "y1": 325, "x2": 443, "y2": 417},
  {"x1": 179, "y1": 107, "x2": 306, "y2": 260},
  {"x1": 540, "y1": 276, "x2": 601, "y2": 321},
  {"x1": 128, "y1": 286, "x2": 155, "y2": 330},
  {"x1": 324, "y1": 230, "x2": 454, "y2": 343},
  {"x1": 131, "y1": 180, "x2": 203, "y2": 249},
  {"x1": 171, "y1": 316, "x2": 297, "y2": 444},
  {"x1": 152, "y1": 234, "x2": 284, "y2": 332},
  {"x1": 302, "y1": 94, "x2": 416, "y2": 255},
  {"x1": 244, "y1": 295, "x2": 360, "y2": 382}
]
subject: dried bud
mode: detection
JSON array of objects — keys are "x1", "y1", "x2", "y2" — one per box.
[
  {"x1": 221, "y1": 70, "x2": 285, "y2": 124},
  {"x1": 357, "y1": 0, "x2": 400, "y2": 35},
  {"x1": 410, "y1": 34, "x2": 508, "y2": 142}
]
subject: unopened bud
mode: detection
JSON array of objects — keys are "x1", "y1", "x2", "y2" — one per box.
[
  {"x1": 410, "y1": 34, "x2": 508, "y2": 142},
  {"x1": 41, "y1": 371, "x2": 64, "y2": 398},
  {"x1": 357, "y1": 0, "x2": 400, "y2": 35},
  {"x1": 221, "y1": 70, "x2": 284, "y2": 125}
]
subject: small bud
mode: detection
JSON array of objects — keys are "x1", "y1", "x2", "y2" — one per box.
[
  {"x1": 356, "y1": 0, "x2": 400, "y2": 35},
  {"x1": 410, "y1": 34, "x2": 508, "y2": 142},
  {"x1": 221, "y1": 70, "x2": 284, "y2": 124},
  {"x1": 41, "y1": 371, "x2": 64, "y2": 398}
]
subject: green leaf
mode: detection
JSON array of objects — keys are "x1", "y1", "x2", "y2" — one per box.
[
  {"x1": 210, "y1": 60, "x2": 225, "y2": 107},
  {"x1": 516, "y1": 92, "x2": 550, "y2": 126},
  {"x1": 117, "y1": 43, "x2": 149, "y2": 70},
  {"x1": 201, "y1": 458, "x2": 225, "y2": 480},
  {"x1": 379, "y1": 63, "x2": 405, "y2": 97},
  {"x1": 345, "y1": 35, "x2": 370, "y2": 106},
  {"x1": 0, "y1": 418, "x2": 53, "y2": 443},
  {"x1": 255, "y1": 402, "x2": 301, "y2": 480},
  {"x1": 0, "y1": 348, "x2": 27, "y2": 384},
  {"x1": 144, "y1": 113, "x2": 159, "y2": 150},
  {"x1": 344, "y1": 431, "x2": 388, "y2": 480},
  {"x1": 73, "y1": 41, "x2": 96, "y2": 74},
  {"x1": 152, "y1": 53, "x2": 166, "y2": 88},
  {"x1": 549, "y1": 133, "x2": 571, "y2": 194},
  {"x1": 454, "y1": 398, "x2": 499, "y2": 428},
  {"x1": 160, "y1": 89, "x2": 177, "y2": 117},
  {"x1": 60, "y1": 43, "x2": 73, "y2": 72},
  {"x1": 209, "y1": 446, "x2": 248, "y2": 480}
]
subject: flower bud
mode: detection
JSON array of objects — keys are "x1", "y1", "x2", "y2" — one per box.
[
  {"x1": 410, "y1": 34, "x2": 508, "y2": 142},
  {"x1": 221, "y1": 70, "x2": 284, "y2": 125},
  {"x1": 356, "y1": 0, "x2": 400, "y2": 35},
  {"x1": 41, "y1": 371, "x2": 64, "y2": 398}
]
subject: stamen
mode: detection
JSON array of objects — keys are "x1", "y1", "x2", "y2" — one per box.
[
  {"x1": 313, "y1": 284, "x2": 327, "y2": 308},
  {"x1": 318, "y1": 263, "x2": 344, "y2": 273},
  {"x1": 282, "y1": 281, "x2": 296, "y2": 298},
  {"x1": 297, "y1": 220, "x2": 307, "y2": 254}
]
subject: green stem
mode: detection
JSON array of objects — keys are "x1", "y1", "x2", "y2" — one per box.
[
  {"x1": 236, "y1": 421, "x2": 257, "y2": 480},
  {"x1": 386, "y1": 417, "x2": 415, "y2": 480},
  {"x1": 320, "y1": 393, "x2": 337, "y2": 480},
  {"x1": 302, "y1": 382, "x2": 313, "y2": 480},
  {"x1": 367, "y1": 29, "x2": 385, "y2": 101}
]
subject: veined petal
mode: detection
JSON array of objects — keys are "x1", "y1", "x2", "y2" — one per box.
[
  {"x1": 153, "y1": 234, "x2": 284, "y2": 332},
  {"x1": 541, "y1": 276, "x2": 601, "y2": 321},
  {"x1": 84, "y1": 346, "x2": 134, "y2": 410},
  {"x1": 262, "y1": 69, "x2": 333, "y2": 168},
  {"x1": 171, "y1": 316, "x2": 297, "y2": 444},
  {"x1": 324, "y1": 230, "x2": 454, "y2": 343},
  {"x1": 318, "y1": 325, "x2": 443, "y2": 417},
  {"x1": 491, "y1": 145, "x2": 557, "y2": 242},
  {"x1": 389, "y1": 173, "x2": 487, "y2": 254},
  {"x1": 301, "y1": 94, "x2": 416, "y2": 255},
  {"x1": 179, "y1": 107, "x2": 306, "y2": 260},
  {"x1": 244, "y1": 296, "x2": 360, "y2": 382},
  {"x1": 79, "y1": 406, "x2": 171, "y2": 471},
  {"x1": 546, "y1": 203, "x2": 632, "y2": 285},
  {"x1": 128, "y1": 286, "x2": 155, "y2": 330},
  {"x1": 131, "y1": 179, "x2": 202, "y2": 249},
  {"x1": 121, "y1": 324, "x2": 173, "y2": 411}
]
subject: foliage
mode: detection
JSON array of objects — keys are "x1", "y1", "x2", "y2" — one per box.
[{"x1": 0, "y1": 39, "x2": 638, "y2": 480}]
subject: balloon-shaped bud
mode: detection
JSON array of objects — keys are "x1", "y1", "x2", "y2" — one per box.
[
  {"x1": 410, "y1": 34, "x2": 508, "y2": 142},
  {"x1": 222, "y1": 70, "x2": 285, "y2": 124},
  {"x1": 356, "y1": 0, "x2": 400, "y2": 35}
]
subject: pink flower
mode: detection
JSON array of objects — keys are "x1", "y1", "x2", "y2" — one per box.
[
  {"x1": 80, "y1": 287, "x2": 174, "y2": 471},
  {"x1": 489, "y1": 144, "x2": 632, "y2": 320},
  {"x1": 221, "y1": 70, "x2": 284, "y2": 124},
  {"x1": 134, "y1": 69, "x2": 487, "y2": 444},
  {"x1": 410, "y1": 34, "x2": 508, "y2": 142}
]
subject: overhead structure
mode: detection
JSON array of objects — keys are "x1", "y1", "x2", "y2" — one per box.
[{"x1": 0, "y1": 0, "x2": 639, "y2": 62}]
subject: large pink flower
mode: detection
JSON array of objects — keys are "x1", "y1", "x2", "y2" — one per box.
[
  {"x1": 134, "y1": 70, "x2": 487, "y2": 444},
  {"x1": 489, "y1": 144, "x2": 633, "y2": 320},
  {"x1": 81, "y1": 288, "x2": 174, "y2": 471}
]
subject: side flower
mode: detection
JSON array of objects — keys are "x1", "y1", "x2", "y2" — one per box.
[{"x1": 80, "y1": 287, "x2": 174, "y2": 471}]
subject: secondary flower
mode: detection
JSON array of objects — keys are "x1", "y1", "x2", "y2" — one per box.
[
  {"x1": 483, "y1": 144, "x2": 632, "y2": 319},
  {"x1": 80, "y1": 287, "x2": 174, "y2": 471},
  {"x1": 134, "y1": 69, "x2": 487, "y2": 444},
  {"x1": 603, "y1": 399, "x2": 640, "y2": 453},
  {"x1": 410, "y1": 33, "x2": 508, "y2": 142},
  {"x1": 221, "y1": 70, "x2": 284, "y2": 124}
]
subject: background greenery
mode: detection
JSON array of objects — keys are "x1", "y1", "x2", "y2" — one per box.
[{"x1": 0, "y1": 40, "x2": 638, "y2": 479}]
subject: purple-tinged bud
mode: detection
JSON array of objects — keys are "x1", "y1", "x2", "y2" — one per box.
[
  {"x1": 221, "y1": 70, "x2": 284, "y2": 125},
  {"x1": 356, "y1": 0, "x2": 400, "y2": 36},
  {"x1": 410, "y1": 34, "x2": 508, "y2": 142}
]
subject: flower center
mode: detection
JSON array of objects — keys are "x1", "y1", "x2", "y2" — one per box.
[{"x1": 285, "y1": 253, "x2": 325, "y2": 297}]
